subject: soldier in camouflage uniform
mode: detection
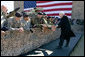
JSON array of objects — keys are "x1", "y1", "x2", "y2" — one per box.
[
  {"x1": 26, "y1": 7, "x2": 43, "y2": 19},
  {"x1": 31, "y1": 12, "x2": 43, "y2": 28},
  {"x1": 40, "y1": 13, "x2": 57, "y2": 31},
  {"x1": 47, "y1": 16, "x2": 54, "y2": 25},
  {"x1": 41, "y1": 13, "x2": 54, "y2": 28},
  {"x1": 1, "y1": 5, "x2": 22, "y2": 34},
  {"x1": 7, "y1": 12, "x2": 24, "y2": 32},
  {"x1": 29, "y1": 12, "x2": 48, "y2": 32},
  {"x1": 21, "y1": 12, "x2": 33, "y2": 33}
]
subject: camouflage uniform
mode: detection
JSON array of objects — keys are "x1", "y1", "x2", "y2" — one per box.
[
  {"x1": 8, "y1": 18, "x2": 22, "y2": 31},
  {"x1": 31, "y1": 16, "x2": 43, "y2": 28},
  {"x1": 26, "y1": 7, "x2": 43, "y2": 26},
  {"x1": 41, "y1": 18, "x2": 54, "y2": 29},
  {"x1": 21, "y1": 18, "x2": 31, "y2": 31}
]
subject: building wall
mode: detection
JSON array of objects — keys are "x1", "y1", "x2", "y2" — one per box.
[
  {"x1": 14, "y1": 1, "x2": 24, "y2": 12},
  {"x1": 72, "y1": 1, "x2": 84, "y2": 19}
]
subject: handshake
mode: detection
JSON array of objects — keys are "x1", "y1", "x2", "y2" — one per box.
[
  {"x1": 51, "y1": 25, "x2": 58, "y2": 31},
  {"x1": 41, "y1": 24, "x2": 58, "y2": 31},
  {"x1": 18, "y1": 27, "x2": 24, "y2": 32}
]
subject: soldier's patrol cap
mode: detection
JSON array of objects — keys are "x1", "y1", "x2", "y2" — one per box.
[
  {"x1": 34, "y1": 7, "x2": 43, "y2": 11},
  {"x1": 47, "y1": 16, "x2": 52, "y2": 19},
  {"x1": 37, "y1": 12, "x2": 43, "y2": 15},
  {"x1": 22, "y1": 11, "x2": 29, "y2": 17},
  {"x1": 15, "y1": 12, "x2": 22, "y2": 17},
  {"x1": 23, "y1": 14, "x2": 29, "y2": 17}
]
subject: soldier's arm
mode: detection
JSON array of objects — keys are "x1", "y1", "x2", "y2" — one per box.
[
  {"x1": 43, "y1": 19, "x2": 53, "y2": 28},
  {"x1": 33, "y1": 19, "x2": 41, "y2": 27},
  {"x1": 7, "y1": 18, "x2": 19, "y2": 31}
]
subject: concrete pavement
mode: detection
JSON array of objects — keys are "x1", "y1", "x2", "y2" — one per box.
[{"x1": 20, "y1": 33, "x2": 82, "y2": 56}]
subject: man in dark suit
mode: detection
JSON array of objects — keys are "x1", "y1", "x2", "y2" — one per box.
[{"x1": 55, "y1": 11, "x2": 75, "y2": 49}]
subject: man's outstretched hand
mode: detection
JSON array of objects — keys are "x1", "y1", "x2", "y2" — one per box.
[{"x1": 51, "y1": 25, "x2": 58, "y2": 31}]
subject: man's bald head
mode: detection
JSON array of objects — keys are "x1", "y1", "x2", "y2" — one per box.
[{"x1": 59, "y1": 11, "x2": 65, "y2": 18}]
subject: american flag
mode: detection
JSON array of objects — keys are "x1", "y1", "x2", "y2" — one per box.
[{"x1": 24, "y1": 1, "x2": 72, "y2": 18}]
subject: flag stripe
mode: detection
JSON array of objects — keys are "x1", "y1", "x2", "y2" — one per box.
[
  {"x1": 24, "y1": 10, "x2": 30, "y2": 12},
  {"x1": 42, "y1": 8, "x2": 72, "y2": 12},
  {"x1": 24, "y1": 8, "x2": 34, "y2": 11},
  {"x1": 47, "y1": 13, "x2": 72, "y2": 16},
  {"x1": 45, "y1": 11, "x2": 72, "y2": 14},
  {"x1": 36, "y1": 1, "x2": 72, "y2": 6},
  {"x1": 37, "y1": 2, "x2": 72, "y2": 7},
  {"x1": 37, "y1": 1, "x2": 53, "y2": 3},
  {"x1": 40, "y1": 5, "x2": 72, "y2": 10}
]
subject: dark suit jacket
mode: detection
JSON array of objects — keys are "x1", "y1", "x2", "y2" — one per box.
[{"x1": 58, "y1": 15, "x2": 75, "y2": 39}]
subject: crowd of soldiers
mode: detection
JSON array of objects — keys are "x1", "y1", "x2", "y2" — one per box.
[{"x1": 1, "y1": 5, "x2": 59, "y2": 36}]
